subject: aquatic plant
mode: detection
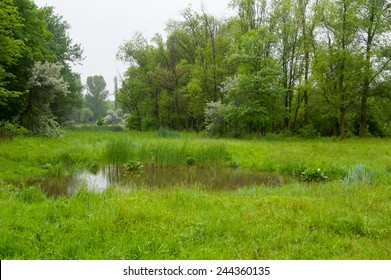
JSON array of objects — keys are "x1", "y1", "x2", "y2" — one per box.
[{"x1": 124, "y1": 160, "x2": 142, "y2": 172}]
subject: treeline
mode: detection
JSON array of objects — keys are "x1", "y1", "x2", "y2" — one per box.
[
  {"x1": 117, "y1": 0, "x2": 391, "y2": 138},
  {"x1": 0, "y1": 0, "x2": 83, "y2": 136}
]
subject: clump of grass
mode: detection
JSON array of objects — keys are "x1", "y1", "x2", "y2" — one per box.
[
  {"x1": 103, "y1": 138, "x2": 135, "y2": 165},
  {"x1": 343, "y1": 164, "x2": 373, "y2": 185},
  {"x1": 15, "y1": 185, "x2": 46, "y2": 203},
  {"x1": 43, "y1": 162, "x2": 66, "y2": 177}
]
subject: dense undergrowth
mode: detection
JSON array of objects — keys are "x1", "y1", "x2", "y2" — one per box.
[{"x1": 0, "y1": 130, "x2": 390, "y2": 259}]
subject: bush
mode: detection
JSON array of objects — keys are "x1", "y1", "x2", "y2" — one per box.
[
  {"x1": 0, "y1": 121, "x2": 28, "y2": 139},
  {"x1": 156, "y1": 126, "x2": 179, "y2": 138},
  {"x1": 343, "y1": 164, "x2": 373, "y2": 184},
  {"x1": 297, "y1": 124, "x2": 319, "y2": 138},
  {"x1": 300, "y1": 168, "x2": 329, "y2": 183},
  {"x1": 96, "y1": 116, "x2": 104, "y2": 126}
]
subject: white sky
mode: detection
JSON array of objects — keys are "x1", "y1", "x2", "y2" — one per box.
[{"x1": 33, "y1": 0, "x2": 233, "y2": 98}]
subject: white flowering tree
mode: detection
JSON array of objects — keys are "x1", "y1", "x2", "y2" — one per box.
[{"x1": 22, "y1": 61, "x2": 69, "y2": 136}]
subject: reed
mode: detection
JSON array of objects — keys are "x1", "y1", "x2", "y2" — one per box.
[{"x1": 103, "y1": 138, "x2": 136, "y2": 165}]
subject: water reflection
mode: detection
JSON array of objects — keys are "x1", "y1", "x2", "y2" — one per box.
[{"x1": 29, "y1": 166, "x2": 287, "y2": 197}]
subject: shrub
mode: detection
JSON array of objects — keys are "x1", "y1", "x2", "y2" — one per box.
[
  {"x1": 0, "y1": 121, "x2": 28, "y2": 139},
  {"x1": 297, "y1": 124, "x2": 319, "y2": 138},
  {"x1": 300, "y1": 168, "x2": 329, "y2": 183},
  {"x1": 96, "y1": 116, "x2": 104, "y2": 126},
  {"x1": 156, "y1": 126, "x2": 179, "y2": 138},
  {"x1": 343, "y1": 164, "x2": 372, "y2": 184}
]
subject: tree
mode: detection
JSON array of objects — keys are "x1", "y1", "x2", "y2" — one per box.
[
  {"x1": 85, "y1": 75, "x2": 109, "y2": 121},
  {"x1": 223, "y1": 27, "x2": 284, "y2": 136},
  {"x1": 0, "y1": 0, "x2": 50, "y2": 123},
  {"x1": 314, "y1": 0, "x2": 361, "y2": 139},
  {"x1": 22, "y1": 61, "x2": 69, "y2": 136},
  {"x1": 42, "y1": 6, "x2": 84, "y2": 124},
  {"x1": 356, "y1": 0, "x2": 391, "y2": 137},
  {"x1": 0, "y1": 0, "x2": 23, "y2": 99},
  {"x1": 116, "y1": 68, "x2": 149, "y2": 130}
]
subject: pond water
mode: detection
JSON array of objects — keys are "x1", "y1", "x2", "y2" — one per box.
[{"x1": 27, "y1": 166, "x2": 288, "y2": 197}]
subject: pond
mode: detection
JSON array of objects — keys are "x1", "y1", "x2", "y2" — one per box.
[{"x1": 26, "y1": 165, "x2": 289, "y2": 197}]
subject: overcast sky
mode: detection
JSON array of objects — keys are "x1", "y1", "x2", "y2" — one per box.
[{"x1": 33, "y1": 0, "x2": 233, "y2": 98}]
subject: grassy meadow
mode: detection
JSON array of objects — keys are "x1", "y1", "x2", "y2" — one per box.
[{"x1": 0, "y1": 129, "x2": 390, "y2": 259}]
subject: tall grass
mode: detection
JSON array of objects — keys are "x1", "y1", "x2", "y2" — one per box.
[
  {"x1": 102, "y1": 138, "x2": 229, "y2": 168},
  {"x1": 103, "y1": 138, "x2": 136, "y2": 165}
]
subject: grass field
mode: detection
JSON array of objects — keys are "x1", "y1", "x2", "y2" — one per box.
[{"x1": 0, "y1": 130, "x2": 390, "y2": 259}]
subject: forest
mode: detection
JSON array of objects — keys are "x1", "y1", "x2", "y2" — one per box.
[{"x1": 1, "y1": 0, "x2": 391, "y2": 139}]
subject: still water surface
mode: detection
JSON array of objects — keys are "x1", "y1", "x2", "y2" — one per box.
[{"x1": 28, "y1": 166, "x2": 287, "y2": 197}]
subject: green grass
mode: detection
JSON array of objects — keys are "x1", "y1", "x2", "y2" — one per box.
[
  {"x1": 0, "y1": 130, "x2": 390, "y2": 259},
  {"x1": 0, "y1": 183, "x2": 390, "y2": 259}
]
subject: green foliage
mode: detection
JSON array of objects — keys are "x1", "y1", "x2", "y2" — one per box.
[
  {"x1": 68, "y1": 124, "x2": 124, "y2": 132},
  {"x1": 156, "y1": 126, "x2": 180, "y2": 138},
  {"x1": 96, "y1": 116, "x2": 104, "y2": 126},
  {"x1": 111, "y1": 0, "x2": 391, "y2": 138},
  {"x1": 300, "y1": 168, "x2": 329, "y2": 183},
  {"x1": 0, "y1": 1, "x2": 83, "y2": 135},
  {"x1": 297, "y1": 124, "x2": 319, "y2": 138},
  {"x1": 0, "y1": 0, "x2": 23, "y2": 84},
  {"x1": 85, "y1": 76, "x2": 109, "y2": 122},
  {"x1": 79, "y1": 107, "x2": 94, "y2": 123},
  {"x1": 124, "y1": 160, "x2": 142, "y2": 172},
  {"x1": 0, "y1": 121, "x2": 28, "y2": 139}
]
